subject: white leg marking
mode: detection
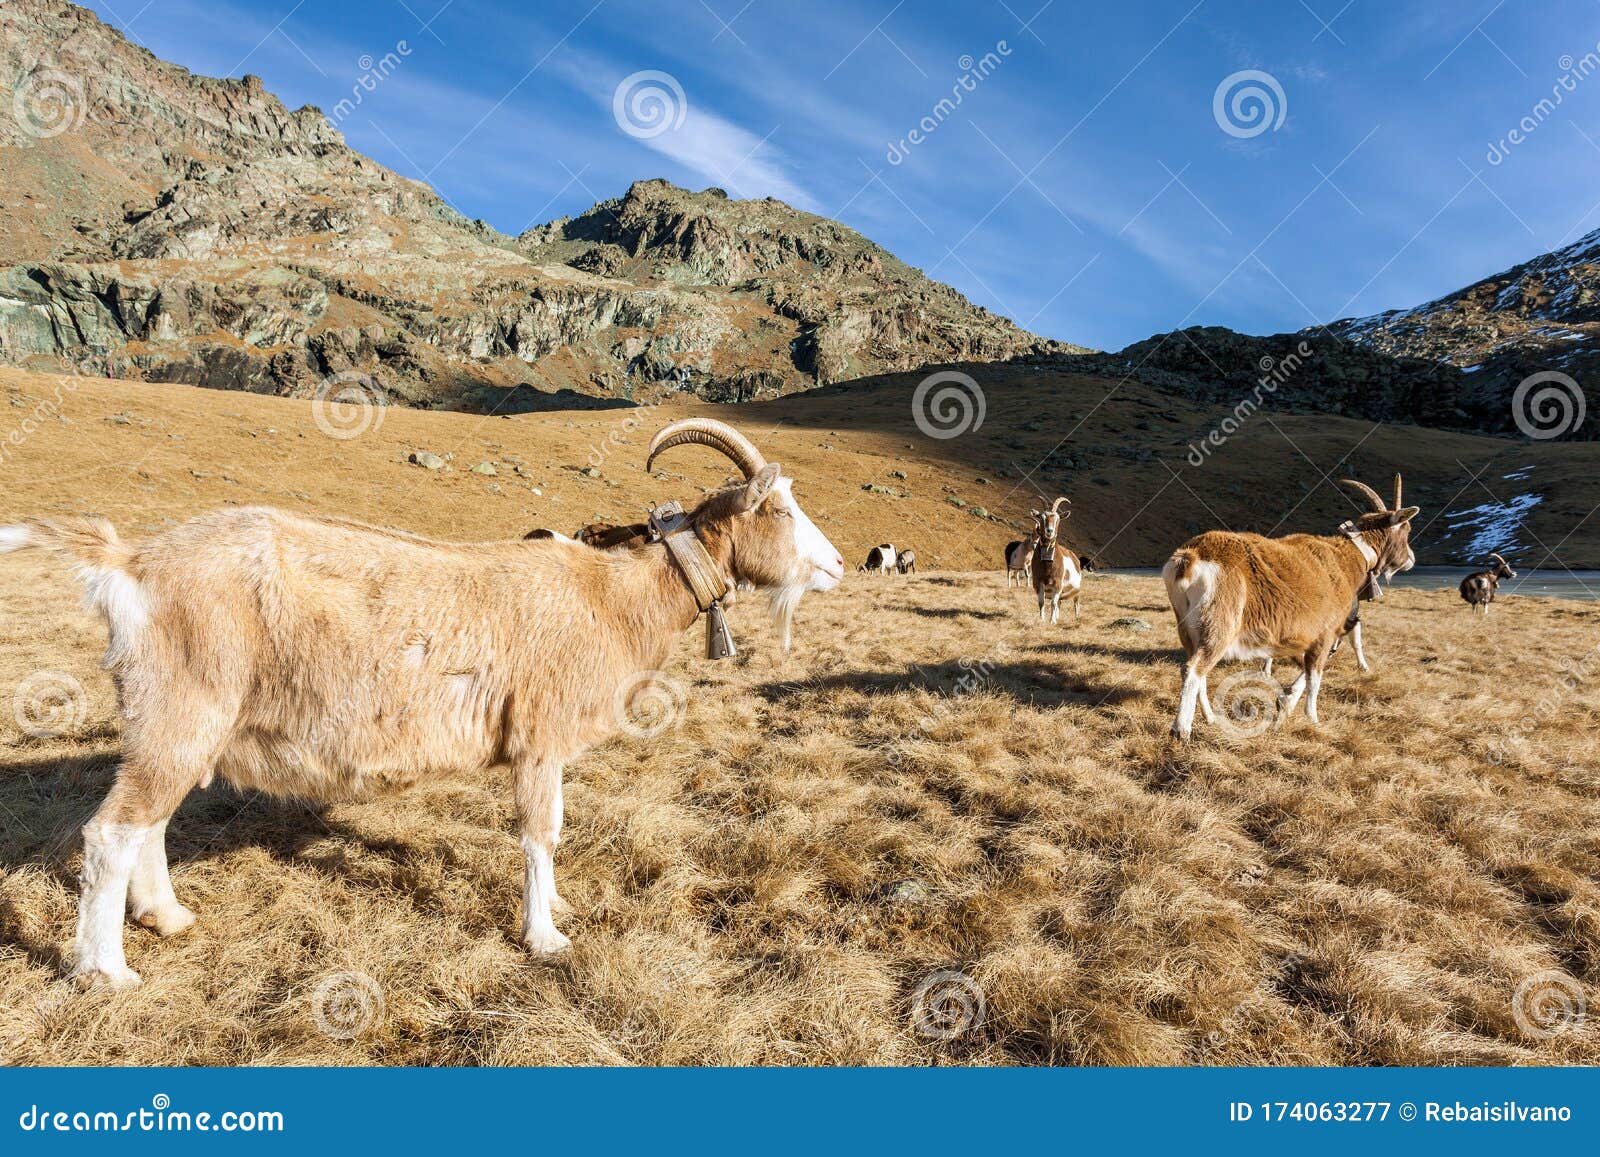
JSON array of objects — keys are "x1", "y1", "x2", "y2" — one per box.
[
  {"x1": 1198, "y1": 674, "x2": 1217, "y2": 724},
  {"x1": 1278, "y1": 673, "x2": 1307, "y2": 723},
  {"x1": 1174, "y1": 664, "x2": 1203, "y2": 739},
  {"x1": 128, "y1": 820, "x2": 196, "y2": 937},
  {"x1": 521, "y1": 836, "x2": 570, "y2": 955},
  {"x1": 73, "y1": 822, "x2": 151, "y2": 986},
  {"x1": 1350, "y1": 622, "x2": 1369, "y2": 672},
  {"x1": 1306, "y1": 666, "x2": 1324, "y2": 725}
]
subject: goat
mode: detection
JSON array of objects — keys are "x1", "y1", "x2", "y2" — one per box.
[
  {"x1": 1029, "y1": 497, "x2": 1082, "y2": 625},
  {"x1": 896, "y1": 549, "x2": 917, "y2": 575},
  {"x1": 1460, "y1": 553, "x2": 1516, "y2": 614},
  {"x1": 0, "y1": 418, "x2": 844, "y2": 987},
  {"x1": 857, "y1": 543, "x2": 897, "y2": 575},
  {"x1": 1164, "y1": 474, "x2": 1418, "y2": 739},
  {"x1": 1004, "y1": 533, "x2": 1037, "y2": 587}
]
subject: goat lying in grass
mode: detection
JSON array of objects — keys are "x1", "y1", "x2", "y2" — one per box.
[
  {"x1": 2, "y1": 419, "x2": 844, "y2": 987},
  {"x1": 1163, "y1": 475, "x2": 1417, "y2": 739}
]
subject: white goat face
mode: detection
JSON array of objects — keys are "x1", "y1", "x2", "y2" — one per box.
[{"x1": 777, "y1": 477, "x2": 844, "y2": 593}]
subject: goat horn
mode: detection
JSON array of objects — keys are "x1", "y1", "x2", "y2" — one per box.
[
  {"x1": 1393, "y1": 473, "x2": 1403, "y2": 509},
  {"x1": 646, "y1": 418, "x2": 767, "y2": 479},
  {"x1": 1051, "y1": 496, "x2": 1070, "y2": 514},
  {"x1": 1339, "y1": 478, "x2": 1387, "y2": 513},
  {"x1": 1489, "y1": 552, "x2": 1508, "y2": 566}
]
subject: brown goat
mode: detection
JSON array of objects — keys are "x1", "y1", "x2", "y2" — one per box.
[
  {"x1": 1029, "y1": 497, "x2": 1082, "y2": 624},
  {"x1": 1460, "y1": 553, "x2": 1516, "y2": 613},
  {"x1": 1163, "y1": 475, "x2": 1418, "y2": 739},
  {"x1": 0, "y1": 419, "x2": 844, "y2": 987}
]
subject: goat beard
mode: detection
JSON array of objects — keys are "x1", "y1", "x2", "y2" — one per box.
[{"x1": 767, "y1": 580, "x2": 806, "y2": 653}]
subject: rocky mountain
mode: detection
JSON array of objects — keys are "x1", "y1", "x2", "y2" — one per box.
[
  {"x1": 1061, "y1": 231, "x2": 1600, "y2": 443},
  {"x1": 0, "y1": 0, "x2": 1069, "y2": 412},
  {"x1": 1318, "y1": 229, "x2": 1600, "y2": 439}
]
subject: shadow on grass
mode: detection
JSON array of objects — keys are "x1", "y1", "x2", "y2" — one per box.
[{"x1": 753, "y1": 658, "x2": 1142, "y2": 709}]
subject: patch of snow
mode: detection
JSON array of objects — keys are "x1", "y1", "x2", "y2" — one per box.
[
  {"x1": 1502, "y1": 465, "x2": 1535, "y2": 481},
  {"x1": 1460, "y1": 363, "x2": 1483, "y2": 373},
  {"x1": 1442, "y1": 492, "x2": 1543, "y2": 558}
]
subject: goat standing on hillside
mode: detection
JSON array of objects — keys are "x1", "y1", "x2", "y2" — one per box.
[
  {"x1": 857, "y1": 544, "x2": 896, "y2": 575},
  {"x1": 1163, "y1": 475, "x2": 1417, "y2": 739},
  {"x1": 1, "y1": 419, "x2": 844, "y2": 987},
  {"x1": 1030, "y1": 497, "x2": 1083, "y2": 625},
  {"x1": 1460, "y1": 553, "x2": 1516, "y2": 613}
]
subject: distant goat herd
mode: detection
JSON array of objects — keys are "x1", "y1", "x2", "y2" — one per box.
[{"x1": 0, "y1": 418, "x2": 1524, "y2": 985}]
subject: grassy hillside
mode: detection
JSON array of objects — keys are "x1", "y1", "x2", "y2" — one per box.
[
  {"x1": 0, "y1": 364, "x2": 1596, "y2": 569},
  {"x1": 0, "y1": 562, "x2": 1595, "y2": 1064}
]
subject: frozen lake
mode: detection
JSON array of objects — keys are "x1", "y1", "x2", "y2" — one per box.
[{"x1": 1101, "y1": 567, "x2": 1598, "y2": 602}]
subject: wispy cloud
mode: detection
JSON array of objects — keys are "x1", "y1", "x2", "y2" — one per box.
[{"x1": 549, "y1": 49, "x2": 816, "y2": 209}]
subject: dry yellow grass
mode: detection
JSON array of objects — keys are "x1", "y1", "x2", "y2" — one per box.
[{"x1": 1, "y1": 553, "x2": 1596, "y2": 1065}]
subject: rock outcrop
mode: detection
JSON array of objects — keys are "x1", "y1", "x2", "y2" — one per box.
[{"x1": 0, "y1": 0, "x2": 1074, "y2": 410}]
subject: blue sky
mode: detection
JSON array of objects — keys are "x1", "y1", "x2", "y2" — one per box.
[{"x1": 84, "y1": 0, "x2": 1600, "y2": 350}]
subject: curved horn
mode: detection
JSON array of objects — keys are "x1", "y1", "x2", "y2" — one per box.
[
  {"x1": 1339, "y1": 478, "x2": 1387, "y2": 513},
  {"x1": 646, "y1": 418, "x2": 767, "y2": 479},
  {"x1": 1051, "y1": 496, "x2": 1071, "y2": 514},
  {"x1": 1393, "y1": 473, "x2": 1403, "y2": 510},
  {"x1": 1488, "y1": 552, "x2": 1508, "y2": 566}
]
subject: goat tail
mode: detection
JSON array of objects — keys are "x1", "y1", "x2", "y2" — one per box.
[
  {"x1": 0, "y1": 517, "x2": 133, "y2": 571},
  {"x1": 1163, "y1": 547, "x2": 1198, "y2": 587},
  {"x1": 0, "y1": 518, "x2": 147, "y2": 661}
]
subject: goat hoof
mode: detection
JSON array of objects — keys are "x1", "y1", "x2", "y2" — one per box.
[
  {"x1": 136, "y1": 904, "x2": 196, "y2": 937},
  {"x1": 523, "y1": 927, "x2": 572, "y2": 956},
  {"x1": 71, "y1": 963, "x2": 142, "y2": 990}
]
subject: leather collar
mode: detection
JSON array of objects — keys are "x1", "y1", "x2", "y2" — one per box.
[
  {"x1": 648, "y1": 501, "x2": 731, "y2": 613},
  {"x1": 1338, "y1": 520, "x2": 1383, "y2": 600}
]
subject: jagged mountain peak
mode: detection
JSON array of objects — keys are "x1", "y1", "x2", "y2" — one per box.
[{"x1": 0, "y1": 1, "x2": 1072, "y2": 410}]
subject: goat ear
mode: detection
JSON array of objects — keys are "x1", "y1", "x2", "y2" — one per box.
[
  {"x1": 1392, "y1": 505, "x2": 1419, "y2": 525},
  {"x1": 737, "y1": 463, "x2": 781, "y2": 512}
]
